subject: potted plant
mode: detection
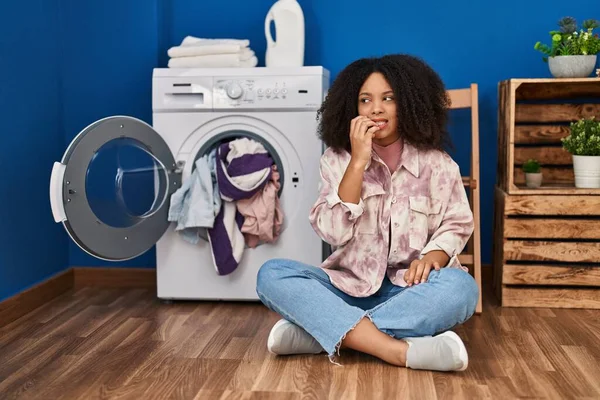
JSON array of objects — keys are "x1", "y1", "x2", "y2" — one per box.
[
  {"x1": 534, "y1": 17, "x2": 600, "y2": 78},
  {"x1": 523, "y1": 159, "x2": 543, "y2": 188},
  {"x1": 561, "y1": 117, "x2": 600, "y2": 188}
]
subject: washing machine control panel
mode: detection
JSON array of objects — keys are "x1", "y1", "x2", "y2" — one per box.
[{"x1": 214, "y1": 76, "x2": 325, "y2": 109}]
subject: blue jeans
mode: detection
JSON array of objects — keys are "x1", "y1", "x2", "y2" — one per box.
[{"x1": 256, "y1": 258, "x2": 479, "y2": 357}]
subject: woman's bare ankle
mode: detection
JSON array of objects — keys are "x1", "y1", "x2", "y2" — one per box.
[
  {"x1": 377, "y1": 338, "x2": 408, "y2": 367},
  {"x1": 394, "y1": 339, "x2": 409, "y2": 366},
  {"x1": 339, "y1": 318, "x2": 408, "y2": 366}
]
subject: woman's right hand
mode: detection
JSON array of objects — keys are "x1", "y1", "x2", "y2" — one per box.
[
  {"x1": 338, "y1": 116, "x2": 379, "y2": 204},
  {"x1": 349, "y1": 116, "x2": 379, "y2": 168}
]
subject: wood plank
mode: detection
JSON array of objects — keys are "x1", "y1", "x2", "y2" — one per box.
[
  {"x1": 505, "y1": 195, "x2": 600, "y2": 216},
  {"x1": 514, "y1": 146, "x2": 571, "y2": 165},
  {"x1": 508, "y1": 184, "x2": 600, "y2": 195},
  {"x1": 514, "y1": 125, "x2": 570, "y2": 144},
  {"x1": 515, "y1": 80, "x2": 600, "y2": 100},
  {"x1": 502, "y1": 286, "x2": 600, "y2": 308},
  {"x1": 503, "y1": 265, "x2": 600, "y2": 286},
  {"x1": 515, "y1": 104, "x2": 600, "y2": 123},
  {"x1": 504, "y1": 241, "x2": 600, "y2": 263},
  {"x1": 447, "y1": 87, "x2": 471, "y2": 109},
  {"x1": 469, "y1": 83, "x2": 482, "y2": 314},
  {"x1": 563, "y1": 345, "x2": 600, "y2": 394},
  {"x1": 461, "y1": 176, "x2": 477, "y2": 188},
  {"x1": 73, "y1": 267, "x2": 156, "y2": 289},
  {"x1": 509, "y1": 77, "x2": 600, "y2": 85},
  {"x1": 497, "y1": 81, "x2": 510, "y2": 191},
  {"x1": 492, "y1": 187, "x2": 506, "y2": 301},
  {"x1": 504, "y1": 219, "x2": 600, "y2": 239},
  {"x1": 0, "y1": 269, "x2": 73, "y2": 329},
  {"x1": 514, "y1": 167, "x2": 573, "y2": 185},
  {"x1": 458, "y1": 254, "x2": 474, "y2": 265},
  {"x1": 2, "y1": 285, "x2": 600, "y2": 398},
  {"x1": 508, "y1": 82, "x2": 517, "y2": 191}
]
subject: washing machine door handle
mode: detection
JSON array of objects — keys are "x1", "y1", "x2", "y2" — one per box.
[
  {"x1": 49, "y1": 162, "x2": 68, "y2": 223},
  {"x1": 49, "y1": 115, "x2": 181, "y2": 262}
]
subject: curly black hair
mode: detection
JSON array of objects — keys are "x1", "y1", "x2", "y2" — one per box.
[{"x1": 317, "y1": 54, "x2": 452, "y2": 153}]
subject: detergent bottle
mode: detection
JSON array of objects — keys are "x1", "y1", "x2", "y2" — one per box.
[{"x1": 264, "y1": 0, "x2": 305, "y2": 67}]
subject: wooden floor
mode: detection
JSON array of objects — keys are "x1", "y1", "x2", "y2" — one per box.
[{"x1": 1, "y1": 283, "x2": 599, "y2": 400}]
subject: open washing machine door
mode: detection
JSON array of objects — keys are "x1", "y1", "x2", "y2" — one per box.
[{"x1": 49, "y1": 116, "x2": 181, "y2": 261}]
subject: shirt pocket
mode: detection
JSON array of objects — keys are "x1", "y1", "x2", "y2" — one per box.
[
  {"x1": 408, "y1": 196, "x2": 442, "y2": 249},
  {"x1": 357, "y1": 183, "x2": 385, "y2": 235}
]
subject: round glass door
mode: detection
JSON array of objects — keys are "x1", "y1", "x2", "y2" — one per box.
[
  {"x1": 86, "y1": 137, "x2": 168, "y2": 228},
  {"x1": 58, "y1": 116, "x2": 180, "y2": 261}
]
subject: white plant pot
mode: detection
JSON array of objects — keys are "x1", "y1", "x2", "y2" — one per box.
[
  {"x1": 525, "y1": 172, "x2": 543, "y2": 188},
  {"x1": 548, "y1": 55, "x2": 597, "y2": 78},
  {"x1": 573, "y1": 155, "x2": 600, "y2": 188}
]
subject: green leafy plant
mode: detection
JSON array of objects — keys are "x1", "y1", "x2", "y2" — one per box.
[
  {"x1": 534, "y1": 17, "x2": 600, "y2": 61},
  {"x1": 561, "y1": 117, "x2": 600, "y2": 156},
  {"x1": 522, "y1": 159, "x2": 541, "y2": 173}
]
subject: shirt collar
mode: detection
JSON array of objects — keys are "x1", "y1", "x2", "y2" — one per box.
[
  {"x1": 365, "y1": 140, "x2": 420, "y2": 178},
  {"x1": 399, "y1": 141, "x2": 420, "y2": 178}
]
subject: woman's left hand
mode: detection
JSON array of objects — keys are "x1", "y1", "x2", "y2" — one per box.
[
  {"x1": 404, "y1": 259, "x2": 440, "y2": 286},
  {"x1": 404, "y1": 250, "x2": 449, "y2": 286}
]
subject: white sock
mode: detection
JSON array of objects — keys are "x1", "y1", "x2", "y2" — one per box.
[
  {"x1": 404, "y1": 331, "x2": 468, "y2": 371},
  {"x1": 267, "y1": 319, "x2": 324, "y2": 355}
]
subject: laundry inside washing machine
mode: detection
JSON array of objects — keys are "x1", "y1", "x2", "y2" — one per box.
[{"x1": 168, "y1": 132, "x2": 285, "y2": 276}]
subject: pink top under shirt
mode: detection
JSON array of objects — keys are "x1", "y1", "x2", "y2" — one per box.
[
  {"x1": 308, "y1": 142, "x2": 474, "y2": 297},
  {"x1": 372, "y1": 138, "x2": 403, "y2": 173}
]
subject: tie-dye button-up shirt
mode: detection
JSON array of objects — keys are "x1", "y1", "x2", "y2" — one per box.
[{"x1": 308, "y1": 142, "x2": 474, "y2": 297}]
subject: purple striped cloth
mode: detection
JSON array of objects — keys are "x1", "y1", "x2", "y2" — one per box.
[{"x1": 207, "y1": 138, "x2": 273, "y2": 275}]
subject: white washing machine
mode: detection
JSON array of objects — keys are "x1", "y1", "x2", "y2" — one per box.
[{"x1": 50, "y1": 66, "x2": 330, "y2": 301}]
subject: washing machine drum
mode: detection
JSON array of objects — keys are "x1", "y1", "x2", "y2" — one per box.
[{"x1": 189, "y1": 130, "x2": 285, "y2": 244}]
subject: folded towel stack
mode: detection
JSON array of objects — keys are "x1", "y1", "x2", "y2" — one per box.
[{"x1": 167, "y1": 36, "x2": 258, "y2": 68}]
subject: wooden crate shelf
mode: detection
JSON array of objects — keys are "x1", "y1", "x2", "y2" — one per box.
[
  {"x1": 497, "y1": 78, "x2": 600, "y2": 195},
  {"x1": 493, "y1": 186, "x2": 600, "y2": 309}
]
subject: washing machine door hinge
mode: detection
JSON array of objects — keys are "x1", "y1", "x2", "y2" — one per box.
[{"x1": 173, "y1": 160, "x2": 185, "y2": 174}]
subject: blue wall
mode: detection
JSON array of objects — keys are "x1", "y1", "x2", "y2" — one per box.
[
  {"x1": 0, "y1": 0, "x2": 69, "y2": 300},
  {"x1": 60, "y1": 0, "x2": 160, "y2": 267},
  {"x1": 10, "y1": 0, "x2": 596, "y2": 274}
]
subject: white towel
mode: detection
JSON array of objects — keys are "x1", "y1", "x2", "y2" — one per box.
[
  {"x1": 168, "y1": 43, "x2": 243, "y2": 58},
  {"x1": 168, "y1": 54, "x2": 258, "y2": 68},
  {"x1": 181, "y1": 36, "x2": 250, "y2": 47},
  {"x1": 169, "y1": 46, "x2": 254, "y2": 60}
]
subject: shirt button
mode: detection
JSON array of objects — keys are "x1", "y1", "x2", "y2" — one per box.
[
  {"x1": 394, "y1": 222, "x2": 399, "y2": 227},
  {"x1": 391, "y1": 196, "x2": 397, "y2": 204},
  {"x1": 393, "y1": 249, "x2": 397, "y2": 254}
]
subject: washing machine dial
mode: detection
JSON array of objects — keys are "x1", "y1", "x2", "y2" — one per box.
[{"x1": 226, "y1": 82, "x2": 243, "y2": 99}]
